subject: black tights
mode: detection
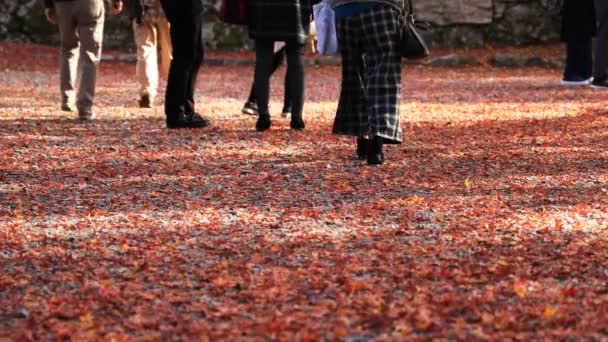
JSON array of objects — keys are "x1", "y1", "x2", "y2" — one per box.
[
  {"x1": 247, "y1": 45, "x2": 290, "y2": 108},
  {"x1": 253, "y1": 40, "x2": 305, "y2": 118}
]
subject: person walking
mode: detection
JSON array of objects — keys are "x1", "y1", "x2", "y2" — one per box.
[
  {"x1": 248, "y1": 0, "x2": 314, "y2": 131},
  {"x1": 158, "y1": 0, "x2": 210, "y2": 128},
  {"x1": 560, "y1": 0, "x2": 595, "y2": 86},
  {"x1": 44, "y1": 0, "x2": 123, "y2": 121},
  {"x1": 241, "y1": 44, "x2": 292, "y2": 118},
  {"x1": 331, "y1": 0, "x2": 405, "y2": 165},
  {"x1": 126, "y1": 0, "x2": 172, "y2": 108},
  {"x1": 593, "y1": 0, "x2": 608, "y2": 88}
]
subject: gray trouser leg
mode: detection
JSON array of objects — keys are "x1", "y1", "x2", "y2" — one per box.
[
  {"x1": 55, "y1": 2, "x2": 79, "y2": 106},
  {"x1": 55, "y1": 0, "x2": 105, "y2": 113}
]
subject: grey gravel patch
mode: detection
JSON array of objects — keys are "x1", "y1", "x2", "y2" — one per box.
[
  {"x1": 489, "y1": 53, "x2": 527, "y2": 68},
  {"x1": 222, "y1": 58, "x2": 254, "y2": 66},
  {"x1": 425, "y1": 54, "x2": 479, "y2": 67},
  {"x1": 117, "y1": 54, "x2": 137, "y2": 63},
  {"x1": 525, "y1": 56, "x2": 549, "y2": 67}
]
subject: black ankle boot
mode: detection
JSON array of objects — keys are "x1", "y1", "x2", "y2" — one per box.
[
  {"x1": 290, "y1": 116, "x2": 305, "y2": 130},
  {"x1": 367, "y1": 136, "x2": 384, "y2": 165},
  {"x1": 356, "y1": 137, "x2": 369, "y2": 160},
  {"x1": 256, "y1": 113, "x2": 271, "y2": 131}
]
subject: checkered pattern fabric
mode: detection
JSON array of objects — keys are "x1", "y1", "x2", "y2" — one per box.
[{"x1": 333, "y1": 4, "x2": 403, "y2": 144}]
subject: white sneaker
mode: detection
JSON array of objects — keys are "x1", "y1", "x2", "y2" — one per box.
[{"x1": 560, "y1": 77, "x2": 593, "y2": 86}]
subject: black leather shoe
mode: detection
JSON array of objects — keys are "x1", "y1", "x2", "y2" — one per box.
[
  {"x1": 61, "y1": 103, "x2": 74, "y2": 112},
  {"x1": 591, "y1": 78, "x2": 608, "y2": 89},
  {"x1": 356, "y1": 137, "x2": 369, "y2": 160},
  {"x1": 139, "y1": 94, "x2": 151, "y2": 108},
  {"x1": 167, "y1": 113, "x2": 211, "y2": 129},
  {"x1": 256, "y1": 113, "x2": 271, "y2": 131},
  {"x1": 242, "y1": 101, "x2": 258, "y2": 116},
  {"x1": 290, "y1": 116, "x2": 305, "y2": 130},
  {"x1": 188, "y1": 112, "x2": 211, "y2": 123},
  {"x1": 367, "y1": 136, "x2": 384, "y2": 165}
]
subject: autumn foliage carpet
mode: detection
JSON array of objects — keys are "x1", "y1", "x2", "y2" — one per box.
[{"x1": 1, "y1": 41, "x2": 608, "y2": 340}]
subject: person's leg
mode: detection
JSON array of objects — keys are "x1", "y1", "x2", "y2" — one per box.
[
  {"x1": 163, "y1": 17, "x2": 193, "y2": 121},
  {"x1": 563, "y1": 38, "x2": 593, "y2": 84},
  {"x1": 271, "y1": 45, "x2": 287, "y2": 72},
  {"x1": 334, "y1": 15, "x2": 370, "y2": 160},
  {"x1": 271, "y1": 45, "x2": 291, "y2": 115},
  {"x1": 333, "y1": 17, "x2": 366, "y2": 138},
  {"x1": 360, "y1": 5, "x2": 402, "y2": 145},
  {"x1": 157, "y1": 14, "x2": 172, "y2": 79},
  {"x1": 242, "y1": 83, "x2": 258, "y2": 115},
  {"x1": 582, "y1": 38, "x2": 593, "y2": 79},
  {"x1": 360, "y1": 5, "x2": 402, "y2": 164},
  {"x1": 183, "y1": 12, "x2": 204, "y2": 116},
  {"x1": 253, "y1": 39, "x2": 275, "y2": 131},
  {"x1": 273, "y1": 46, "x2": 292, "y2": 115},
  {"x1": 74, "y1": 0, "x2": 105, "y2": 119},
  {"x1": 159, "y1": 3, "x2": 209, "y2": 128},
  {"x1": 55, "y1": 2, "x2": 79, "y2": 112},
  {"x1": 134, "y1": 18, "x2": 158, "y2": 106},
  {"x1": 285, "y1": 41, "x2": 305, "y2": 129},
  {"x1": 244, "y1": 44, "x2": 288, "y2": 116},
  {"x1": 282, "y1": 74, "x2": 292, "y2": 116},
  {"x1": 594, "y1": 0, "x2": 608, "y2": 84}
]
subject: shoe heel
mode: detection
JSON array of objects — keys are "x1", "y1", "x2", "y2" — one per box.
[
  {"x1": 256, "y1": 114, "x2": 271, "y2": 131},
  {"x1": 289, "y1": 117, "x2": 305, "y2": 130},
  {"x1": 242, "y1": 101, "x2": 258, "y2": 116}
]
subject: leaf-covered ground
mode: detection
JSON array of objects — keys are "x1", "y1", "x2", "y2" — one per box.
[{"x1": 1, "y1": 41, "x2": 608, "y2": 340}]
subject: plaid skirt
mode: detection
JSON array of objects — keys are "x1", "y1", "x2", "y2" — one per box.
[{"x1": 333, "y1": 4, "x2": 402, "y2": 144}]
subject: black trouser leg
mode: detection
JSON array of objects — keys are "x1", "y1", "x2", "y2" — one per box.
[
  {"x1": 248, "y1": 45, "x2": 287, "y2": 104},
  {"x1": 162, "y1": 11, "x2": 204, "y2": 120},
  {"x1": 185, "y1": 20, "x2": 204, "y2": 115},
  {"x1": 274, "y1": 46, "x2": 291, "y2": 109},
  {"x1": 253, "y1": 39, "x2": 275, "y2": 115},
  {"x1": 285, "y1": 41, "x2": 305, "y2": 119},
  {"x1": 246, "y1": 84, "x2": 256, "y2": 104},
  {"x1": 564, "y1": 38, "x2": 593, "y2": 80},
  {"x1": 594, "y1": 0, "x2": 608, "y2": 80}
]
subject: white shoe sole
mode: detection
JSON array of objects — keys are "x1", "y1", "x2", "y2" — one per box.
[
  {"x1": 560, "y1": 78, "x2": 593, "y2": 86},
  {"x1": 242, "y1": 108, "x2": 257, "y2": 116}
]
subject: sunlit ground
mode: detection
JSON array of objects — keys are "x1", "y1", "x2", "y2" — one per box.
[{"x1": 1, "y1": 42, "x2": 607, "y2": 339}]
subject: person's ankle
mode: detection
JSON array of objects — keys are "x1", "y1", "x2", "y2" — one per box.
[
  {"x1": 356, "y1": 137, "x2": 369, "y2": 160},
  {"x1": 289, "y1": 116, "x2": 304, "y2": 130},
  {"x1": 256, "y1": 113, "x2": 271, "y2": 131},
  {"x1": 367, "y1": 136, "x2": 384, "y2": 165}
]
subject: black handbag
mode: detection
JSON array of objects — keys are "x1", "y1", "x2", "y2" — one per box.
[{"x1": 400, "y1": 0, "x2": 430, "y2": 59}]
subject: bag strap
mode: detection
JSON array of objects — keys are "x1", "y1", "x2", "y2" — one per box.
[{"x1": 403, "y1": 0, "x2": 415, "y2": 21}]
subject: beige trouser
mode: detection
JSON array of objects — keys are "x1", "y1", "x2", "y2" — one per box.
[
  {"x1": 133, "y1": 13, "x2": 171, "y2": 101},
  {"x1": 55, "y1": 0, "x2": 105, "y2": 113}
]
